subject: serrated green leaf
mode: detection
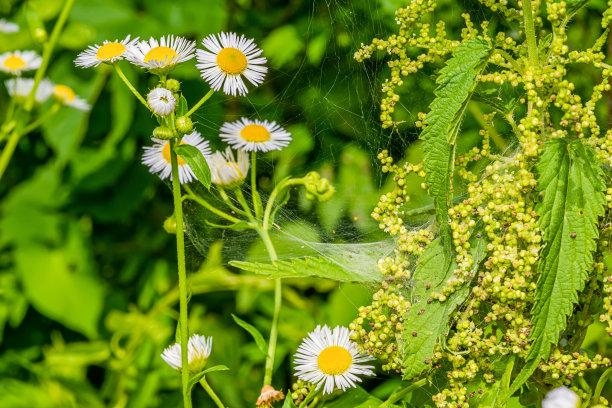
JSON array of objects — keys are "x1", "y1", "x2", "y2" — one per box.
[
  {"x1": 186, "y1": 365, "x2": 229, "y2": 394},
  {"x1": 420, "y1": 37, "x2": 492, "y2": 239},
  {"x1": 174, "y1": 144, "x2": 211, "y2": 188},
  {"x1": 509, "y1": 139, "x2": 605, "y2": 395},
  {"x1": 402, "y1": 232, "x2": 487, "y2": 380},
  {"x1": 177, "y1": 95, "x2": 188, "y2": 117},
  {"x1": 230, "y1": 256, "x2": 384, "y2": 283},
  {"x1": 231, "y1": 314, "x2": 267, "y2": 355}
]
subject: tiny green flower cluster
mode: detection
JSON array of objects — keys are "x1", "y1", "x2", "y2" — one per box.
[{"x1": 352, "y1": 0, "x2": 612, "y2": 405}]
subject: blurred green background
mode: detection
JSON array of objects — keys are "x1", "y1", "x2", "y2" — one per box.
[{"x1": 0, "y1": 0, "x2": 611, "y2": 406}]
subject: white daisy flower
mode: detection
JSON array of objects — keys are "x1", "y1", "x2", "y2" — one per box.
[
  {"x1": 220, "y1": 118, "x2": 291, "y2": 152},
  {"x1": 161, "y1": 334, "x2": 213, "y2": 374},
  {"x1": 196, "y1": 32, "x2": 267, "y2": 96},
  {"x1": 52, "y1": 84, "x2": 90, "y2": 111},
  {"x1": 542, "y1": 386, "x2": 581, "y2": 408},
  {"x1": 294, "y1": 325, "x2": 375, "y2": 395},
  {"x1": 142, "y1": 131, "x2": 212, "y2": 184},
  {"x1": 5, "y1": 77, "x2": 53, "y2": 104},
  {"x1": 147, "y1": 87, "x2": 176, "y2": 116},
  {"x1": 0, "y1": 50, "x2": 42, "y2": 75},
  {"x1": 0, "y1": 19, "x2": 19, "y2": 33},
  {"x1": 126, "y1": 35, "x2": 195, "y2": 74},
  {"x1": 209, "y1": 147, "x2": 249, "y2": 187},
  {"x1": 74, "y1": 35, "x2": 139, "y2": 68}
]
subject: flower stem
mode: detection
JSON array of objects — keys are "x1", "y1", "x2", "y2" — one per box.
[
  {"x1": 382, "y1": 378, "x2": 427, "y2": 406},
  {"x1": 521, "y1": 0, "x2": 539, "y2": 69},
  {"x1": 183, "y1": 186, "x2": 243, "y2": 224},
  {"x1": 186, "y1": 89, "x2": 214, "y2": 117},
  {"x1": 114, "y1": 64, "x2": 148, "y2": 109},
  {"x1": 259, "y1": 227, "x2": 282, "y2": 387},
  {"x1": 170, "y1": 139, "x2": 192, "y2": 408},
  {"x1": 251, "y1": 151, "x2": 263, "y2": 218},
  {"x1": 592, "y1": 367, "x2": 612, "y2": 404},
  {"x1": 199, "y1": 377, "x2": 226, "y2": 408},
  {"x1": 21, "y1": 103, "x2": 61, "y2": 135},
  {"x1": 24, "y1": 0, "x2": 75, "y2": 112}
]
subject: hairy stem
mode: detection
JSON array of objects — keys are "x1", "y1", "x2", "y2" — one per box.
[
  {"x1": 592, "y1": 366, "x2": 612, "y2": 404},
  {"x1": 382, "y1": 378, "x2": 428, "y2": 406},
  {"x1": 114, "y1": 64, "x2": 148, "y2": 108},
  {"x1": 251, "y1": 151, "x2": 263, "y2": 219},
  {"x1": 521, "y1": 0, "x2": 539, "y2": 69},
  {"x1": 170, "y1": 139, "x2": 192, "y2": 408}
]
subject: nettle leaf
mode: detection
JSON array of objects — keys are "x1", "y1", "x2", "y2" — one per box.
[
  {"x1": 174, "y1": 144, "x2": 211, "y2": 189},
  {"x1": 420, "y1": 37, "x2": 492, "y2": 239},
  {"x1": 230, "y1": 256, "x2": 384, "y2": 283},
  {"x1": 402, "y1": 232, "x2": 487, "y2": 380},
  {"x1": 231, "y1": 314, "x2": 267, "y2": 355},
  {"x1": 509, "y1": 139, "x2": 605, "y2": 395}
]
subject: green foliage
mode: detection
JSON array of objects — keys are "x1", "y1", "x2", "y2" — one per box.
[
  {"x1": 510, "y1": 139, "x2": 606, "y2": 394},
  {"x1": 230, "y1": 256, "x2": 384, "y2": 283},
  {"x1": 187, "y1": 365, "x2": 230, "y2": 394},
  {"x1": 174, "y1": 144, "x2": 211, "y2": 188},
  {"x1": 231, "y1": 314, "x2": 267, "y2": 355},
  {"x1": 420, "y1": 37, "x2": 491, "y2": 238}
]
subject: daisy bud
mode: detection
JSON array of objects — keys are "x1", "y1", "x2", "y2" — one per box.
[
  {"x1": 153, "y1": 125, "x2": 174, "y2": 140},
  {"x1": 147, "y1": 87, "x2": 176, "y2": 116},
  {"x1": 176, "y1": 116, "x2": 193, "y2": 135},
  {"x1": 163, "y1": 215, "x2": 177, "y2": 234},
  {"x1": 542, "y1": 386, "x2": 580, "y2": 408},
  {"x1": 165, "y1": 78, "x2": 180, "y2": 92}
]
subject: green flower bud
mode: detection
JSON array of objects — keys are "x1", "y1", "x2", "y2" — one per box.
[
  {"x1": 165, "y1": 79, "x2": 180, "y2": 93},
  {"x1": 176, "y1": 116, "x2": 193, "y2": 135},
  {"x1": 153, "y1": 125, "x2": 174, "y2": 140},
  {"x1": 163, "y1": 215, "x2": 177, "y2": 234}
]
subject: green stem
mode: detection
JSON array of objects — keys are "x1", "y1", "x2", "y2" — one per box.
[
  {"x1": 298, "y1": 386, "x2": 321, "y2": 408},
  {"x1": 592, "y1": 367, "x2": 612, "y2": 404},
  {"x1": 0, "y1": 130, "x2": 21, "y2": 181},
  {"x1": 114, "y1": 64, "x2": 148, "y2": 108},
  {"x1": 21, "y1": 103, "x2": 61, "y2": 135},
  {"x1": 251, "y1": 151, "x2": 263, "y2": 219},
  {"x1": 183, "y1": 186, "x2": 243, "y2": 224},
  {"x1": 382, "y1": 378, "x2": 428, "y2": 406},
  {"x1": 199, "y1": 377, "x2": 226, "y2": 408},
  {"x1": 24, "y1": 0, "x2": 75, "y2": 112},
  {"x1": 468, "y1": 102, "x2": 507, "y2": 151},
  {"x1": 170, "y1": 139, "x2": 192, "y2": 408},
  {"x1": 521, "y1": 0, "x2": 539, "y2": 69},
  {"x1": 218, "y1": 186, "x2": 249, "y2": 217},
  {"x1": 259, "y1": 228, "x2": 281, "y2": 387},
  {"x1": 186, "y1": 89, "x2": 214, "y2": 117},
  {"x1": 234, "y1": 188, "x2": 255, "y2": 220}
]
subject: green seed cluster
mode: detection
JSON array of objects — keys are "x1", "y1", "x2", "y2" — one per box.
[
  {"x1": 352, "y1": 0, "x2": 612, "y2": 406},
  {"x1": 289, "y1": 380, "x2": 310, "y2": 405}
]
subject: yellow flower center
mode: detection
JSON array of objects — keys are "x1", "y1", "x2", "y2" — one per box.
[
  {"x1": 162, "y1": 141, "x2": 186, "y2": 165},
  {"x1": 96, "y1": 42, "x2": 126, "y2": 60},
  {"x1": 54, "y1": 85, "x2": 75, "y2": 102},
  {"x1": 317, "y1": 346, "x2": 353, "y2": 375},
  {"x1": 216, "y1": 48, "x2": 247, "y2": 75},
  {"x1": 144, "y1": 46, "x2": 178, "y2": 65},
  {"x1": 3, "y1": 55, "x2": 26, "y2": 70},
  {"x1": 240, "y1": 124, "x2": 270, "y2": 142}
]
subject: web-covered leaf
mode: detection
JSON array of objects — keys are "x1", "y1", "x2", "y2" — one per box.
[
  {"x1": 509, "y1": 139, "x2": 605, "y2": 394},
  {"x1": 230, "y1": 256, "x2": 384, "y2": 283},
  {"x1": 420, "y1": 37, "x2": 491, "y2": 239}
]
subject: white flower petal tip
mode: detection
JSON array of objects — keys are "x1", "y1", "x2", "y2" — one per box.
[
  {"x1": 208, "y1": 147, "x2": 250, "y2": 187},
  {"x1": 0, "y1": 50, "x2": 42, "y2": 75},
  {"x1": 147, "y1": 88, "x2": 176, "y2": 116},
  {"x1": 161, "y1": 334, "x2": 213, "y2": 374},
  {"x1": 293, "y1": 325, "x2": 375, "y2": 395},
  {"x1": 126, "y1": 35, "x2": 195, "y2": 74},
  {"x1": 196, "y1": 32, "x2": 267, "y2": 96},
  {"x1": 142, "y1": 130, "x2": 212, "y2": 184},
  {"x1": 5, "y1": 78, "x2": 53, "y2": 104},
  {"x1": 220, "y1": 118, "x2": 291, "y2": 152},
  {"x1": 542, "y1": 386, "x2": 581, "y2": 408},
  {"x1": 52, "y1": 84, "x2": 90, "y2": 111},
  {"x1": 74, "y1": 35, "x2": 139, "y2": 68},
  {"x1": 0, "y1": 19, "x2": 19, "y2": 33}
]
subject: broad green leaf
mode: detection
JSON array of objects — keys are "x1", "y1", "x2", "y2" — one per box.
[
  {"x1": 282, "y1": 396, "x2": 298, "y2": 408},
  {"x1": 230, "y1": 256, "x2": 384, "y2": 283},
  {"x1": 174, "y1": 144, "x2": 211, "y2": 188},
  {"x1": 186, "y1": 365, "x2": 229, "y2": 394},
  {"x1": 324, "y1": 387, "x2": 394, "y2": 408},
  {"x1": 509, "y1": 139, "x2": 605, "y2": 395},
  {"x1": 402, "y1": 232, "x2": 487, "y2": 380},
  {"x1": 420, "y1": 37, "x2": 491, "y2": 239},
  {"x1": 262, "y1": 25, "x2": 304, "y2": 68},
  {"x1": 231, "y1": 314, "x2": 267, "y2": 355},
  {"x1": 177, "y1": 95, "x2": 188, "y2": 117}
]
